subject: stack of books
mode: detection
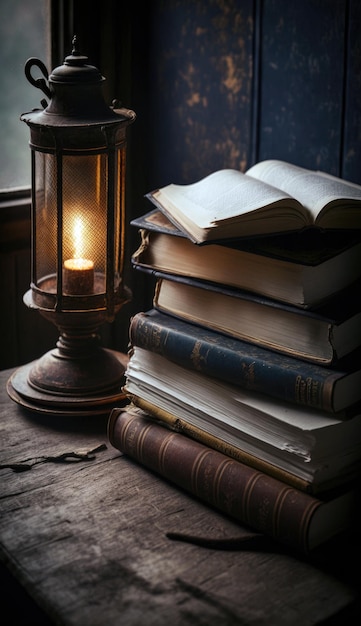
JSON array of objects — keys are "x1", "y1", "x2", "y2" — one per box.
[{"x1": 109, "y1": 159, "x2": 361, "y2": 554}]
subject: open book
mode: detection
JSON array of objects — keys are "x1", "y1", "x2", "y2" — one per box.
[{"x1": 146, "y1": 160, "x2": 361, "y2": 242}]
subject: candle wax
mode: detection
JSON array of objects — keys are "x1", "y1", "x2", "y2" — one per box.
[{"x1": 63, "y1": 258, "x2": 94, "y2": 295}]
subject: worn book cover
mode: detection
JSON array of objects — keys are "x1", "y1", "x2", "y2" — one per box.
[
  {"x1": 129, "y1": 309, "x2": 361, "y2": 413},
  {"x1": 108, "y1": 407, "x2": 358, "y2": 553}
]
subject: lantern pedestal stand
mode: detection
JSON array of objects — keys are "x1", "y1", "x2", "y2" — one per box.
[
  {"x1": 7, "y1": 286, "x2": 132, "y2": 417},
  {"x1": 6, "y1": 39, "x2": 136, "y2": 418}
]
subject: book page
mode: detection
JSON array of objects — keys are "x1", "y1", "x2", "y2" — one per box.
[
  {"x1": 153, "y1": 169, "x2": 302, "y2": 228},
  {"x1": 246, "y1": 160, "x2": 361, "y2": 220},
  {"x1": 127, "y1": 347, "x2": 347, "y2": 440}
]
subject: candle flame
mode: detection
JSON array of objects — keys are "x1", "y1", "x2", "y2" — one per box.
[{"x1": 73, "y1": 216, "x2": 85, "y2": 259}]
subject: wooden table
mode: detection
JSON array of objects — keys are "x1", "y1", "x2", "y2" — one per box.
[{"x1": 0, "y1": 366, "x2": 360, "y2": 625}]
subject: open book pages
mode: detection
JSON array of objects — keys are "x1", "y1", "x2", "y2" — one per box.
[
  {"x1": 146, "y1": 160, "x2": 361, "y2": 242},
  {"x1": 247, "y1": 160, "x2": 361, "y2": 217},
  {"x1": 124, "y1": 347, "x2": 361, "y2": 492}
]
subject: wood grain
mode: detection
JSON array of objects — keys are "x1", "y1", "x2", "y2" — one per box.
[{"x1": 0, "y1": 368, "x2": 359, "y2": 625}]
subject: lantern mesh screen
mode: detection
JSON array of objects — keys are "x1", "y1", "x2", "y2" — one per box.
[
  {"x1": 34, "y1": 152, "x2": 112, "y2": 294},
  {"x1": 35, "y1": 152, "x2": 58, "y2": 289},
  {"x1": 62, "y1": 154, "x2": 107, "y2": 279},
  {"x1": 33, "y1": 148, "x2": 124, "y2": 297}
]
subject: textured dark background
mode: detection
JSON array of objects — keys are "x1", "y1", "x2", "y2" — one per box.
[{"x1": 1, "y1": 0, "x2": 360, "y2": 369}]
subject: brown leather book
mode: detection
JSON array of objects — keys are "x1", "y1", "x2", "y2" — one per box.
[{"x1": 107, "y1": 406, "x2": 357, "y2": 554}]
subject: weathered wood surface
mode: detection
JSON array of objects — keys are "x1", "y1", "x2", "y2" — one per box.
[{"x1": 0, "y1": 367, "x2": 359, "y2": 626}]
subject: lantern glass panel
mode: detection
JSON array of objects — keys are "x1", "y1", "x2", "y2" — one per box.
[
  {"x1": 115, "y1": 145, "x2": 126, "y2": 279},
  {"x1": 34, "y1": 151, "x2": 57, "y2": 289},
  {"x1": 33, "y1": 146, "x2": 125, "y2": 300},
  {"x1": 62, "y1": 153, "x2": 107, "y2": 295}
]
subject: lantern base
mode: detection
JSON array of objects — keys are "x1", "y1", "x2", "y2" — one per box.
[{"x1": 7, "y1": 350, "x2": 129, "y2": 417}]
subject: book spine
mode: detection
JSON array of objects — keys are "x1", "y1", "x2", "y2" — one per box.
[
  {"x1": 108, "y1": 408, "x2": 322, "y2": 554},
  {"x1": 124, "y1": 394, "x2": 313, "y2": 493},
  {"x1": 129, "y1": 311, "x2": 339, "y2": 412}
]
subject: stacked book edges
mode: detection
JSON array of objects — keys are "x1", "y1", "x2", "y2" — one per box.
[
  {"x1": 123, "y1": 330, "x2": 361, "y2": 493},
  {"x1": 108, "y1": 160, "x2": 361, "y2": 554}
]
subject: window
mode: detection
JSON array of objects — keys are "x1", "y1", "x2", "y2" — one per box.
[{"x1": 0, "y1": 0, "x2": 49, "y2": 191}]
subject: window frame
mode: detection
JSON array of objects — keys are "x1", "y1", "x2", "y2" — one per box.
[
  {"x1": 0, "y1": 0, "x2": 132, "y2": 254},
  {"x1": 0, "y1": 188, "x2": 31, "y2": 252},
  {"x1": 0, "y1": 1, "x2": 86, "y2": 251}
]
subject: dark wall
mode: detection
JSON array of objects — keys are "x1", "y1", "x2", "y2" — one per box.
[
  {"x1": 129, "y1": 0, "x2": 360, "y2": 195},
  {"x1": 1, "y1": 0, "x2": 360, "y2": 369},
  {"x1": 124, "y1": 0, "x2": 361, "y2": 331},
  {"x1": 257, "y1": 0, "x2": 360, "y2": 182}
]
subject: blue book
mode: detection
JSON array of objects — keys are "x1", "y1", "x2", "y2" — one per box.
[{"x1": 129, "y1": 309, "x2": 361, "y2": 413}]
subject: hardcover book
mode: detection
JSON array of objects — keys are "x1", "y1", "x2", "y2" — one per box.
[
  {"x1": 131, "y1": 209, "x2": 361, "y2": 308},
  {"x1": 108, "y1": 406, "x2": 358, "y2": 553},
  {"x1": 152, "y1": 274, "x2": 361, "y2": 365},
  {"x1": 129, "y1": 309, "x2": 361, "y2": 413},
  {"x1": 124, "y1": 346, "x2": 361, "y2": 494},
  {"x1": 145, "y1": 160, "x2": 361, "y2": 242}
]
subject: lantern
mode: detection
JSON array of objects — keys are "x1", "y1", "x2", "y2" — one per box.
[{"x1": 7, "y1": 37, "x2": 136, "y2": 416}]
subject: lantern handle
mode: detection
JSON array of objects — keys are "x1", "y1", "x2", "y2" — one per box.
[{"x1": 24, "y1": 58, "x2": 51, "y2": 104}]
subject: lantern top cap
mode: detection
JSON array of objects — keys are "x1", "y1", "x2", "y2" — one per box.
[
  {"x1": 21, "y1": 38, "x2": 136, "y2": 132},
  {"x1": 49, "y1": 36, "x2": 104, "y2": 85}
]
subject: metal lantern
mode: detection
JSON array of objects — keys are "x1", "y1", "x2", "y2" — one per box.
[{"x1": 7, "y1": 38, "x2": 136, "y2": 416}]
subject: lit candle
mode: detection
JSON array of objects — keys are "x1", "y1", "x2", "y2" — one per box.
[{"x1": 63, "y1": 217, "x2": 94, "y2": 295}]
